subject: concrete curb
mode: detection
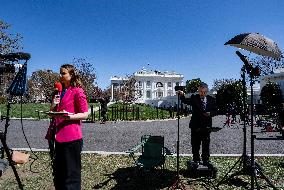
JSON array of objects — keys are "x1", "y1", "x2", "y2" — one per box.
[{"x1": 11, "y1": 148, "x2": 284, "y2": 157}]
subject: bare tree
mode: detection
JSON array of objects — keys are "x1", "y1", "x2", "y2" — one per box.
[
  {"x1": 110, "y1": 75, "x2": 137, "y2": 103},
  {"x1": 120, "y1": 76, "x2": 137, "y2": 102},
  {"x1": 70, "y1": 58, "x2": 97, "y2": 99},
  {"x1": 0, "y1": 19, "x2": 23, "y2": 98},
  {"x1": 251, "y1": 55, "x2": 284, "y2": 75},
  {"x1": 27, "y1": 70, "x2": 60, "y2": 102},
  {"x1": 0, "y1": 19, "x2": 22, "y2": 54}
]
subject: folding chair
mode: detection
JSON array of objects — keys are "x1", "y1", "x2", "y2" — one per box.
[{"x1": 127, "y1": 135, "x2": 171, "y2": 173}]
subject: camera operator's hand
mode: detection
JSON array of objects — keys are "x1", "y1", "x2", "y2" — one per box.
[
  {"x1": 177, "y1": 90, "x2": 185, "y2": 96},
  {"x1": 203, "y1": 112, "x2": 210, "y2": 117}
]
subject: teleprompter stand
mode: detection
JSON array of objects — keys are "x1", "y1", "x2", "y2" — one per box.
[
  {"x1": 217, "y1": 51, "x2": 277, "y2": 190},
  {"x1": 170, "y1": 88, "x2": 187, "y2": 190}
]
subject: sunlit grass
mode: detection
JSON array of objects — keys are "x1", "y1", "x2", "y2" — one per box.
[{"x1": 0, "y1": 152, "x2": 283, "y2": 190}]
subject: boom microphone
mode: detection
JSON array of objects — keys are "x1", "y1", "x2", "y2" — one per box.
[
  {"x1": 236, "y1": 51, "x2": 253, "y2": 72},
  {"x1": 236, "y1": 51, "x2": 250, "y2": 66}
]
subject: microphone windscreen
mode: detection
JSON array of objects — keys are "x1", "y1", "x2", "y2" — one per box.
[{"x1": 54, "y1": 82, "x2": 62, "y2": 92}]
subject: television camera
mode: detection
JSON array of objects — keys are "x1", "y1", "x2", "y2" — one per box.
[
  {"x1": 0, "y1": 63, "x2": 16, "y2": 74},
  {"x1": 0, "y1": 52, "x2": 30, "y2": 74},
  {"x1": 174, "y1": 85, "x2": 186, "y2": 91}
]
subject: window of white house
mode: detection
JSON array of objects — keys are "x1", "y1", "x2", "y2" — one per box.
[
  {"x1": 138, "y1": 81, "x2": 142, "y2": 87},
  {"x1": 112, "y1": 83, "x2": 119, "y2": 87},
  {"x1": 167, "y1": 91, "x2": 172, "y2": 96},
  {"x1": 146, "y1": 90, "x2": 151, "y2": 98},
  {"x1": 146, "y1": 81, "x2": 151, "y2": 87},
  {"x1": 157, "y1": 91, "x2": 163, "y2": 98},
  {"x1": 168, "y1": 82, "x2": 172, "y2": 87},
  {"x1": 176, "y1": 82, "x2": 180, "y2": 86},
  {"x1": 138, "y1": 90, "x2": 143, "y2": 98},
  {"x1": 156, "y1": 82, "x2": 163, "y2": 87}
]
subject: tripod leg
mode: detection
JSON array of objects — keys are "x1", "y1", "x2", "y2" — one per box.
[
  {"x1": 255, "y1": 167, "x2": 278, "y2": 190},
  {"x1": 252, "y1": 167, "x2": 260, "y2": 190},
  {"x1": 170, "y1": 178, "x2": 187, "y2": 190},
  {"x1": 0, "y1": 137, "x2": 24, "y2": 190},
  {"x1": 1, "y1": 148, "x2": 4, "y2": 159},
  {"x1": 217, "y1": 156, "x2": 244, "y2": 187}
]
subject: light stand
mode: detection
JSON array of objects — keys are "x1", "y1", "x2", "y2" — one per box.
[
  {"x1": 217, "y1": 66, "x2": 251, "y2": 187},
  {"x1": 217, "y1": 51, "x2": 277, "y2": 190},
  {"x1": 171, "y1": 90, "x2": 187, "y2": 190},
  {"x1": 248, "y1": 70, "x2": 277, "y2": 190}
]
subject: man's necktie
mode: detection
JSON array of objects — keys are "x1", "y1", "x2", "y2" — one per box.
[{"x1": 202, "y1": 98, "x2": 206, "y2": 110}]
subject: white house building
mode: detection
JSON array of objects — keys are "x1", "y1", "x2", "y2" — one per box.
[{"x1": 110, "y1": 68, "x2": 184, "y2": 107}]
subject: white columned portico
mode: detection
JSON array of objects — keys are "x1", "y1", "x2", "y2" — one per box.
[
  {"x1": 111, "y1": 84, "x2": 114, "y2": 101},
  {"x1": 110, "y1": 68, "x2": 184, "y2": 104}
]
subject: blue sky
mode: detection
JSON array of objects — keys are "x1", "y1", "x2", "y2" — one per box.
[{"x1": 1, "y1": 0, "x2": 284, "y2": 89}]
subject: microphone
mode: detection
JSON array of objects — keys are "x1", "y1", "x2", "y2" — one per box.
[
  {"x1": 53, "y1": 82, "x2": 62, "y2": 106},
  {"x1": 236, "y1": 51, "x2": 253, "y2": 72},
  {"x1": 236, "y1": 51, "x2": 261, "y2": 77},
  {"x1": 54, "y1": 82, "x2": 62, "y2": 94}
]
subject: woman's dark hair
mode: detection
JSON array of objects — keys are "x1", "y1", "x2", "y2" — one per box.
[{"x1": 61, "y1": 64, "x2": 82, "y2": 87}]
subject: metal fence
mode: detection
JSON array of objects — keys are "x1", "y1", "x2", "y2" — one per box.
[{"x1": 87, "y1": 104, "x2": 190, "y2": 122}]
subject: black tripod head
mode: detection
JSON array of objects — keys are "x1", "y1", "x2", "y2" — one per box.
[
  {"x1": 175, "y1": 85, "x2": 185, "y2": 92},
  {"x1": 236, "y1": 51, "x2": 260, "y2": 78}
]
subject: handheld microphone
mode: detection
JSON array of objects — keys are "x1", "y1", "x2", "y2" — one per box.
[
  {"x1": 53, "y1": 82, "x2": 62, "y2": 105},
  {"x1": 54, "y1": 82, "x2": 62, "y2": 94}
]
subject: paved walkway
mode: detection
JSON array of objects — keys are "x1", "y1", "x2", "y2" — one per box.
[{"x1": 3, "y1": 116, "x2": 284, "y2": 155}]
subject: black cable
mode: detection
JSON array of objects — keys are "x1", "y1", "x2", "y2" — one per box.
[
  {"x1": 18, "y1": 96, "x2": 40, "y2": 173},
  {"x1": 19, "y1": 96, "x2": 53, "y2": 174}
]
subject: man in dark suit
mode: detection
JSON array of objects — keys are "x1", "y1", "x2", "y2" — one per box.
[
  {"x1": 179, "y1": 82, "x2": 217, "y2": 165},
  {"x1": 98, "y1": 96, "x2": 109, "y2": 124}
]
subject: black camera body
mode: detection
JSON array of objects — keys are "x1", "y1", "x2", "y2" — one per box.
[
  {"x1": 174, "y1": 85, "x2": 186, "y2": 91},
  {"x1": 0, "y1": 52, "x2": 30, "y2": 74},
  {"x1": 0, "y1": 52, "x2": 31, "y2": 61},
  {"x1": 0, "y1": 62, "x2": 15, "y2": 74},
  {"x1": 89, "y1": 98, "x2": 98, "y2": 103}
]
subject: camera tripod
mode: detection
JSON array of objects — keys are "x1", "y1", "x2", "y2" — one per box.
[
  {"x1": 0, "y1": 100, "x2": 24, "y2": 190},
  {"x1": 217, "y1": 52, "x2": 277, "y2": 190},
  {"x1": 0, "y1": 54, "x2": 30, "y2": 190}
]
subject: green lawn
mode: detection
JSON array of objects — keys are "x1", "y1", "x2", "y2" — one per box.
[
  {"x1": 0, "y1": 152, "x2": 283, "y2": 190},
  {"x1": 0, "y1": 103, "x2": 50, "y2": 119},
  {"x1": 0, "y1": 102, "x2": 177, "y2": 121}
]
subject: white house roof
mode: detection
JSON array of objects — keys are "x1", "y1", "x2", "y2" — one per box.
[
  {"x1": 134, "y1": 68, "x2": 183, "y2": 78},
  {"x1": 110, "y1": 68, "x2": 184, "y2": 82}
]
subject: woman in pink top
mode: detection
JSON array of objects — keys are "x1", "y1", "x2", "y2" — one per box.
[{"x1": 49, "y1": 64, "x2": 88, "y2": 190}]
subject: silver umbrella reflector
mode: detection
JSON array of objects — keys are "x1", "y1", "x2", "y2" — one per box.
[{"x1": 225, "y1": 33, "x2": 282, "y2": 60}]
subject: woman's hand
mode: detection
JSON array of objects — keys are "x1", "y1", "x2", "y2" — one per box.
[
  {"x1": 50, "y1": 95, "x2": 61, "y2": 111},
  {"x1": 59, "y1": 110, "x2": 89, "y2": 120}
]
